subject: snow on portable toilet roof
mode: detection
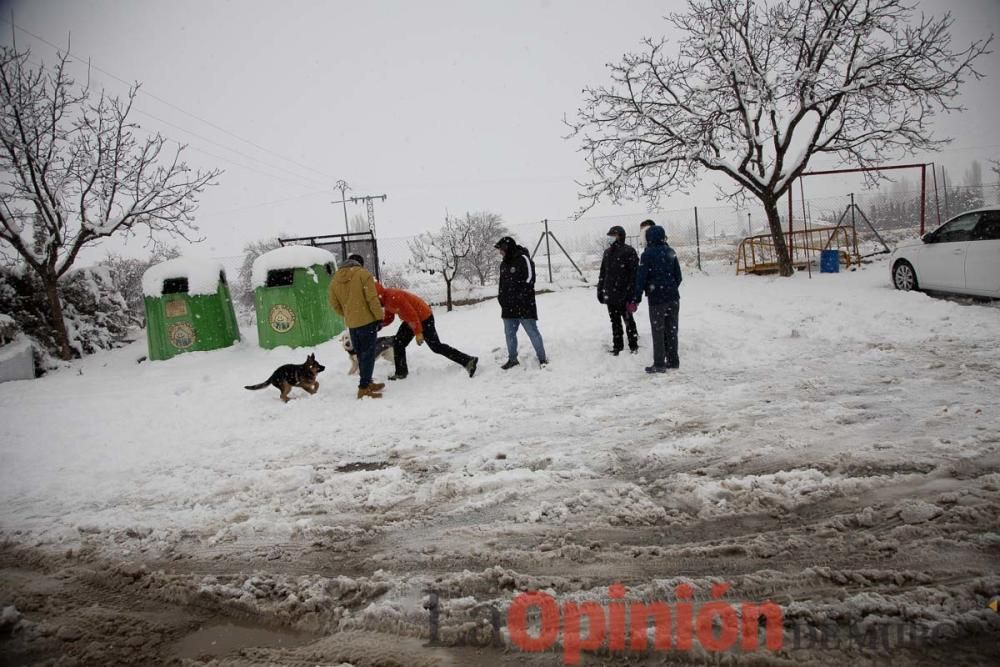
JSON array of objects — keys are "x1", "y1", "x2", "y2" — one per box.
[
  {"x1": 142, "y1": 257, "x2": 226, "y2": 298},
  {"x1": 251, "y1": 245, "x2": 337, "y2": 289}
]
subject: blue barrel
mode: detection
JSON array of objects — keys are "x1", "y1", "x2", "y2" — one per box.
[{"x1": 820, "y1": 249, "x2": 840, "y2": 273}]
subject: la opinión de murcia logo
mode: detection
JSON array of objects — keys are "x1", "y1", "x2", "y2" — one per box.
[{"x1": 426, "y1": 582, "x2": 783, "y2": 665}]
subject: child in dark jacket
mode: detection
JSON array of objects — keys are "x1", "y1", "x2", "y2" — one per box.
[
  {"x1": 597, "y1": 225, "x2": 639, "y2": 355},
  {"x1": 634, "y1": 224, "x2": 682, "y2": 373}
]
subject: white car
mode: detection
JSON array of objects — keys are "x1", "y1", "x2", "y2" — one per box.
[{"x1": 890, "y1": 207, "x2": 1000, "y2": 298}]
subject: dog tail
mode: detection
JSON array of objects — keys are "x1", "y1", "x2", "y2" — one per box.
[{"x1": 244, "y1": 381, "x2": 269, "y2": 390}]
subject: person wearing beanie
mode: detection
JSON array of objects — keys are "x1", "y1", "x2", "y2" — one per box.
[
  {"x1": 329, "y1": 255, "x2": 386, "y2": 398},
  {"x1": 494, "y1": 236, "x2": 547, "y2": 369},
  {"x1": 375, "y1": 282, "x2": 478, "y2": 380},
  {"x1": 633, "y1": 223, "x2": 682, "y2": 373},
  {"x1": 597, "y1": 225, "x2": 639, "y2": 355}
]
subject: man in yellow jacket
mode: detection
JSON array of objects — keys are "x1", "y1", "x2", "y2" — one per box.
[{"x1": 329, "y1": 254, "x2": 386, "y2": 399}]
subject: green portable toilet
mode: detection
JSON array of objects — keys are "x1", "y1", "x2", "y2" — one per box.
[
  {"x1": 252, "y1": 246, "x2": 344, "y2": 349},
  {"x1": 142, "y1": 258, "x2": 241, "y2": 361}
]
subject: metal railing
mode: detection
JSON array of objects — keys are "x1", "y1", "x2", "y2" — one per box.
[{"x1": 736, "y1": 225, "x2": 857, "y2": 275}]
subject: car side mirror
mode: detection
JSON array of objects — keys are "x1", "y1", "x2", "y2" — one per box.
[{"x1": 921, "y1": 233, "x2": 934, "y2": 244}]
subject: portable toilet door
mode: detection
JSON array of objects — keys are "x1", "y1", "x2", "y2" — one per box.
[
  {"x1": 142, "y1": 258, "x2": 241, "y2": 361},
  {"x1": 252, "y1": 246, "x2": 345, "y2": 349}
]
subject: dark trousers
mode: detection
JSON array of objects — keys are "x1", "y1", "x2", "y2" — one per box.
[
  {"x1": 607, "y1": 303, "x2": 638, "y2": 351},
  {"x1": 348, "y1": 321, "x2": 379, "y2": 388},
  {"x1": 394, "y1": 315, "x2": 472, "y2": 377},
  {"x1": 649, "y1": 300, "x2": 680, "y2": 368}
]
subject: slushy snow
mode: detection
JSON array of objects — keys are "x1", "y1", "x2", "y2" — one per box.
[{"x1": 1, "y1": 258, "x2": 998, "y2": 663}]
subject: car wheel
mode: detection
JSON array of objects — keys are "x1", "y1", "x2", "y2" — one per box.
[{"x1": 893, "y1": 260, "x2": 918, "y2": 291}]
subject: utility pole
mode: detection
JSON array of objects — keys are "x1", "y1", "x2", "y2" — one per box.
[
  {"x1": 349, "y1": 193, "x2": 388, "y2": 236},
  {"x1": 332, "y1": 180, "x2": 351, "y2": 234}
]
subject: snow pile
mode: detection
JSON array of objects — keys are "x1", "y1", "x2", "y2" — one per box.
[
  {"x1": 251, "y1": 246, "x2": 337, "y2": 289},
  {"x1": 142, "y1": 257, "x2": 225, "y2": 298}
]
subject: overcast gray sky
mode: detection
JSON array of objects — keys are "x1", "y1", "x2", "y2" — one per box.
[{"x1": 2, "y1": 0, "x2": 998, "y2": 260}]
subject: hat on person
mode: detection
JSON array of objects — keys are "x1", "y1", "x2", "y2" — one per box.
[
  {"x1": 607, "y1": 226, "x2": 626, "y2": 241},
  {"x1": 347, "y1": 253, "x2": 365, "y2": 266},
  {"x1": 494, "y1": 237, "x2": 515, "y2": 252}
]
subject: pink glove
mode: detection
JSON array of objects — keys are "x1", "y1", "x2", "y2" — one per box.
[{"x1": 626, "y1": 301, "x2": 637, "y2": 314}]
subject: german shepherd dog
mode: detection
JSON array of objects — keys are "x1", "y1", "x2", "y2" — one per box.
[
  {"x1": 339, "y1": 330, "x2": 395, "y2": 375},
  {"x1": 244, "y1": 354, "x2": 326, "y2": 402}
]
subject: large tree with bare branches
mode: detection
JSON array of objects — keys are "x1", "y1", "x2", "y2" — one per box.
[
  {"x1": 0, "y1": 46, "x2": 221, "y2": 359},
  {"x1": 408, "y1": 215, "x2": 473, "y2": 311},
  {"x1": 570, "y1": 0, "x2": 990, "y2": 275}
]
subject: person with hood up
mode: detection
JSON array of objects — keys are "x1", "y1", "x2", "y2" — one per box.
[
  {"x1": 328, "y1": 254, "x2": 386, "y2": 398},
  {"x1": 633, "y1": 224, "x2": 683, "y2": 373},
  {"x1": 495, "y1": 236, "x2": 547, "y2": 369},
  {"x1": 375, "y1": 282, "x2": 478, "y2": 380},
  {"x1": 597, "y1": 225, "x2": 639, "y2": 355}
]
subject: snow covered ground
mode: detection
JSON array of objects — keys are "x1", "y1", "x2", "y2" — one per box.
[{"x1": 1, "y1": 259, "x2": 999, "y2": 665}]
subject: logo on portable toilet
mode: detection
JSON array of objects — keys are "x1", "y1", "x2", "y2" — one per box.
[
  {"x1": 168, "y1": 322, "x2": 196, "y2": 349},
  {"x1": 269, "y1": 304, "x2": 296, "y2": 333},
  {"x1": 165, "y1": 300, "x2": 188, "y2": 318}
]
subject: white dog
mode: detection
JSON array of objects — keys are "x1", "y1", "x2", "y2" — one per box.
[{"x1": 338, "y1": 330, "x2": 396, "y2": 375}]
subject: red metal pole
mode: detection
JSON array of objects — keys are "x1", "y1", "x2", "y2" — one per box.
[{"x1": 920, "y1": 164, "x2": 926, "y2": 236}]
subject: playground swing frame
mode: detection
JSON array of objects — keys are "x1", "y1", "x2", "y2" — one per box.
[{"x1": 788, "y1": 162, "x2": 934, "y2": 262}]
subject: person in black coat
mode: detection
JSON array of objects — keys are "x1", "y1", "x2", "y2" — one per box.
[
  {"x1": 633, "y1": 223, "x2": 682, "y2": 373},
  {"x1": 495, "y1": 237, "x2": 547, "y2": 369},
  {"x1": 597, "y1": 225, "x2": 639, "y2": 355}
]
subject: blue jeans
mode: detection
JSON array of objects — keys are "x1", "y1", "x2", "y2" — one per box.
[
  {"x1": 503, "y1": 318, "x2": 546, "y2": 362},
  {"x1": 348, "y1": 322, "x2": 379, "y2": 388}
]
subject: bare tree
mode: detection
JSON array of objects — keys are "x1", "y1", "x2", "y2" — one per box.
[
  {"x1": 570, "y1": 0, "x2": 990, "y2": 276},
  {"x1": 407, "y1": 215, "x2": 472, "y2": 311},
  {"x1": 235, "y1": 237, "x2": 281, "y2": 310},
  {"x1": 0, "y1": 46, "x2": 221, "y2": 358},
  {"x1": 963, "y1": 159, "x2": 985, "y2": 208},
  {"x1": 101, "y1": 245, "x2": 181, "y2": 320},
  {"x1": 458, "y1": 211, "x2": 510, "y2": 286}
]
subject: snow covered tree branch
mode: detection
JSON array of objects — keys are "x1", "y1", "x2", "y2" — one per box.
[
  {"x1": 569, "y1": 0, "x2": 991, "y2": 275},
  {"x1": 0, "y1": 45, "x2": 222, "y2": 358}
]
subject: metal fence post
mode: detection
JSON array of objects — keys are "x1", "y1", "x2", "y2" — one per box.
[
  {"x1": 694, "y1": 206, "x2": 702, "y2": 271},
  {"x1": 544, "y1": 218, "x2": 553, "y2": 283}
]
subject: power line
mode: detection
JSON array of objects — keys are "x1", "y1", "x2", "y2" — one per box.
[
  {"x1": 201, "y1": 190, "x2": 331, "y2": 218},
  {"x1": 2, "y1": 18, "x2": 336, "y2": 187},
  {"x1": 12, "y1": 49, "x2": 329, "y2": 191},
  {"x1": 134, "y1": 107, "x2": 331, "y2": 189}
]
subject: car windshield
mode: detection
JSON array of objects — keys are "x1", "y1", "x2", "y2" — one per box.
[{"x1": 932, "y1": 212, "x2": 980, "y2": 242}]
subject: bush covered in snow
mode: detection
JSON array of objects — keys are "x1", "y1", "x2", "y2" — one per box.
[{"x1": 0, "y1": 265, "x2": 139, "y2": 371}]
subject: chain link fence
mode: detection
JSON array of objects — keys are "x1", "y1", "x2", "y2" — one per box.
[
  {"x1": 378, "y1": 180, "x2": 998, "y2": 282},
  {"x1": 211, "y1": 179, "x2": 998, "y2": 304}
]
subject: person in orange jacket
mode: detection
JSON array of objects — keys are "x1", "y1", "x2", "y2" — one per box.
[{"x1": 375, "y1": 282, "x2": 478, "y2": 380}]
